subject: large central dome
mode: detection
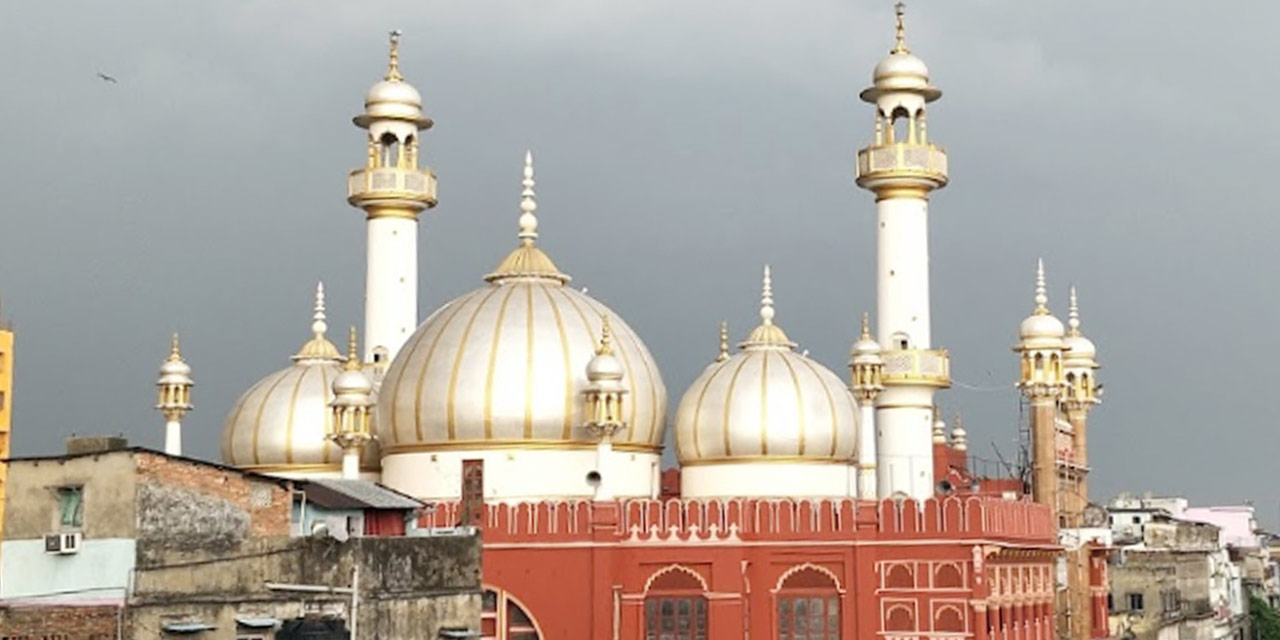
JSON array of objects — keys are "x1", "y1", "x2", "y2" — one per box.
[{"x1": 376, "y1": 154, "x2": 667, "y2": 460}]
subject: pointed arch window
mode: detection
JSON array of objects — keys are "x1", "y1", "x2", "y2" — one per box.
[
  {"x1": 644, "y1": 566, "x2": 709, "y2": 640},
  {"x1": 776, "y1": 565, "x2": 842, "y2": 640}
]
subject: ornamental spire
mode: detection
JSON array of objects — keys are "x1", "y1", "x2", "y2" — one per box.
[
  {"x1": 1033, "y1": 258, "x2": 1050, "y2": 315},
  {"x1": 345, "y1": 326, "x2": 361, "y2": 371},
  {"x1": 597, "y1": 315, "x2": 615, "y2": 356},
  {"x1": 312, "y1": 282, "x2": 328, "y2": 338},
  {"x1": 1067, "y1": 286, "x2": 1081, "y2": 337},
  {"x1": 167, "y1": 333, "x2": 182, "y2": 362},
  {"x1": 760, "y1": 264, "x2": 775, "y2": 326},
  {"x1": 892, "y1": 3, "x2": 910, "y2": 54},
  {"x1": 519, "y1": 150, "x2": 538, "y2": 245},
  {"x1": 860, "y1": 312, "x2": 872, "y2": 340},
  {"x1": 716, "y1": 321, "x2": 730, "y2": 362},
  {"x1": 385, "y1": 29, "x2": 404, "y2": 81}
]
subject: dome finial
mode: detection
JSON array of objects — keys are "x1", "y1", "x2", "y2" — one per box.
[
  {"x1": 312, "y1": 281, "x2": 328, "y2": 338},
  {"x1": 597, "y1": 314, "x2": 615, "y2": 356},
  {"x1": 1067, "y1": 285, "x2": 1081, "y2": 337},
  {"x1": 345, "y1": 326, "x2": 361, "y2": 371},
  {"x1": 892, "y1": 3, "x2": 910, "y2": 54},
  {"x1": 716, "y1": 321, "x2": 730, "y2": 362},
  {"x1": 760, "y1": 264, "x2": 775, "y2": 326},
  {"x1": 860, "y1": 312, "x2": 872, "y2": 340},
  {"x1": 518, "y1": 150, "x2": 538, "y2": 246},
  {"x1": 168, "y1": 333, "x2": 182, "y2": 361},
  {"x1": 385, "y1": 29, "x2": 404, "y2": 81},
  {"x1": 1033, "y1": 258, "x2": 1049, "y2": 315}
]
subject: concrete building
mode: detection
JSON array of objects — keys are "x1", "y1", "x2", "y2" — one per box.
[
  {"x1": 0, "y1": 438, "x2": 480, "y2": 639},
  {"x1": 1106, "y1": 501, "x2": 1247, "y2": 640}
]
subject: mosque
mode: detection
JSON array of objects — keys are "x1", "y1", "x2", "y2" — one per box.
[{"x1": 155, "y1": 6, "x2": 1111, "y2": 640}]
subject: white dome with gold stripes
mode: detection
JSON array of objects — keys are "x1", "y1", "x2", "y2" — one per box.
[
  {"x1": 375, "y1": 154, "x2": 667, "y2": 455},
  {"x1": 675, "y1": 267, "x2": 858, "y2": 466}
]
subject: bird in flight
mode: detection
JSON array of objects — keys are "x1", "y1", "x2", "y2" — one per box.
[{"x1": 96, "y1": 72, "x2": 118, "y2": 84}]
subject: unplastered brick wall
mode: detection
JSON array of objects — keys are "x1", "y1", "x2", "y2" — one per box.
[
  {"x1": 0, "y1": 604, "x2": 120, "y2": 640},
  {"x1": 133, "y1": 452, "x2": 290, "y2": 541}
]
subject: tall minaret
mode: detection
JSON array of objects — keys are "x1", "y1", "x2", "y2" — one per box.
[
  {"x1": 348, "y1": 30, "x2": 437, "y2": 366},
  {"x1": 1015, "y1": 260, "x2": 1067, "y2": 509},
  {"x1": 855, "y1": 4, "x2": 951, "y2": 500},
  {"x1": 156, "y1": 334, "x2": 194, "y2": 456},
  {"x1": 1061, "y1": 287, "x2": 1100, "y2": 513},
  {"x1": 849, "y1": 313, "x2": 884, "y2": 499}
]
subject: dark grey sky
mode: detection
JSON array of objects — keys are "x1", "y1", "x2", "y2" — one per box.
[{"x1": 3, "y1": 2, "x2": 1275, "y2": 522}]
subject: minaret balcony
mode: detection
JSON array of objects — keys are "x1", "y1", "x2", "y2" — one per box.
[
  {"x1": 880, "y1": 348, "x2": 951, "y2": 388},
  {"x1": 347, "y1": 167, "x2": 438, "y2": 208},
  {"x1": 855, "y1": 142, "x2": 948, "y2": 190}
]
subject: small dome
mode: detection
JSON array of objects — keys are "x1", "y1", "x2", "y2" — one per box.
[
  {"x1": 376, "y1": 153, "x2": 667, "y2": 454},
  {"x1": 222, "y1": 284, "x2": 378, "y2": 473},
  {"x1": 158, "y1": 334, "x2": 193, "y2": 383},
  {"x1": 333, "y1": 368, "x2": 375, "y2": 398},
  {"x1": 1063, "y1": 287, "x2": 1098, "y2": 366},
  {"x1": 675, "y1": 267, "x2": 858, "y2": 465},
  {"x1": 849, "y1": 313, "x2": 882, "y2": 365},
  {"x1": 354, "y1": 32, "x2": 433, "y2": 129},
  {"x1": 586, "y1": 342, "x2": 626, "y2": 383},
  {"x1": 860, "y1": 6, "x2": 941, "y2": 103},
  {"x1": 1019, "y1": 259, "x2": 1065, "y2": 348}
]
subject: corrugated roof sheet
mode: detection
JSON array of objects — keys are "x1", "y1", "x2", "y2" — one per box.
[{"x1": 298, "y1": 479, "x2": 424, "y2": 510}]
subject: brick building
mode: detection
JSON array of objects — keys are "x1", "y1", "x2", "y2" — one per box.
[{"x1": 0, "y1": 438, "x2": 480, "y2": 639}]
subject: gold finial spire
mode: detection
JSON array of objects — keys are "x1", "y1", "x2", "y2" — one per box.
[
  {"x1": 312, "y1": 282, "x2": 328, "y2": 338},
  {"x1": 597, "y1": 315, "x2": 615, "y2": 356},
  {"x1": 760, "y1": 264, "x2": 775, "y2": 326},
  {"x1": 167, "y1": 333, "x2": 182, "y2": 361},
  {"x1": 716, "y1": 321, "x2": 729, "y2": 362},
  {"x1": 519, "y1": 150, "x2": 538, "y2": 245},
  {"x1": 1067, "y1": 286, "x2": 1082, "y2": 336},
  {"x1": 385, "y1": 29, "x2": 404, "y2": 81},
  {"x1": 294, "y1": 282, "x2": 342, "y2": 361},
  {"x1": 345, "y1": 326, "x2": 362, "y2": 371},
  {"x1": 1033, "y1": 258, "x2": 1050, "y2": 316},
  {"x1": 892, "y1": 3, "x2": 910, "y2": 54},
  {"x1": 859, "y1": 312, "x2": 872, "y2": 340}
]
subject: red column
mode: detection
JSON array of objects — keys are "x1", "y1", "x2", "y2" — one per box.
[
  {"x1": 590, "y1": 502, "x2": 619, "y2": 640},
  {"x1": 1001, "y1": 603, "x2": 1013, "y2": 640},
  {"x1": 974, "y1": 602, "x2": 991, "y2": 640}
]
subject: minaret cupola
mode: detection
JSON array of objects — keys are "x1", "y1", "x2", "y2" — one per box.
[
  {"x1": 1016, "y1": 260, "x2": 1067, "y2": 395},
  {"x1": 156, "y1": 334, "x2": 194, "y2": 456},
  {"x1": 1062, "y1": 287, "x2": 1100, "y2": 407}
]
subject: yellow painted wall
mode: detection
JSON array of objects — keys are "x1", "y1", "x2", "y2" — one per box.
[{"x1": 0, "y1": 327, "x2": 13, "y2": 538}]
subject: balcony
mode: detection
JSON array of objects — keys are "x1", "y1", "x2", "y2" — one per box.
[
  {"x1": 347, "y1": 167, "x2": 438, "y2": 208},
  {"x1": 855, "y1": 142, "x2": 948, "y2": 189},
  {"x1": 880, "y1": 348, "x2": 951, "y2": 388}
]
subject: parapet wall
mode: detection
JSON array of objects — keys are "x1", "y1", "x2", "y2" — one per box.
[{"x1": 422, "y1": 496, "x2": 1054, "y2": 545}]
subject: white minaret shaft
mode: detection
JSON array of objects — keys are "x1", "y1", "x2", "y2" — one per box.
[
  {"x1": 855, "y1": 4, "x2": 951, "y2": 501},
  {"x1": 348, "y1": 31, "x2": 438, "y2": 365}
]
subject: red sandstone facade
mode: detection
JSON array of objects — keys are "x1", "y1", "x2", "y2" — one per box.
[{"x1": 423, "y1": 495, "x2": 1108, "y2": 640}]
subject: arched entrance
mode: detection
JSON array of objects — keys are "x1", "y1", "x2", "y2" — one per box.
[{"x1": 481, "y1": 586, "x2": 543, "y2": 640}]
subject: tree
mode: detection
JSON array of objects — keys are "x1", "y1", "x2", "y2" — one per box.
[{"x1": 1251, "y1": 594, "x2": 1280, "y2": 640}]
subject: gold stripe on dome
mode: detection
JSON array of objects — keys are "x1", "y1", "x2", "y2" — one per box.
[
  {"x1": 482, "y1": 285, "x2": 518, "y2": 439},
  {"x1": 538, "y1": 285, "x2": 575, "y2": 440},
  {"x1": 408, "y1": 290, "x2": 479, "y2": 444},
  {"x1": 721, "y1": 354, "x2": 752, "y2": 457},
  {"x1": 778, "y1": 351, "x2": 807, "y2": 456},
  {"x1": 237, "y1": 462, "x2": 380, "y2": 473},
  {"x1": 523, "y1": 285, "x2": 536, "y2": 439},
  {"x1": 446, "y1": 286, "x2": 504, "y2": 440},
  {"x1": 760, "y1": 351, "x2": 770, "y2": 455},
  {"x1": 282, "y1": 364, "x2": 310, "y2": 464},
  {"x1": 380, "y1": 439, "x2": 662, "y2": 454},
  {"x1": 681, "y1": 456, "x2": 853, "y2": 467},
  {"x1": 689, "y1": 359, "x2": 731, "y2": 460},
  {"x1": 250, "y1": 369, "x2": 293, "y2": 466},
  {"x1": 795, "y1": 355, "x2": 841, "y2": 458}
]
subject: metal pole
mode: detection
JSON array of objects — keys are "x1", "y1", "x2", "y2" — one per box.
[{"x1": 350, "y1": 565, "x2": 359, "y2": 640}]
